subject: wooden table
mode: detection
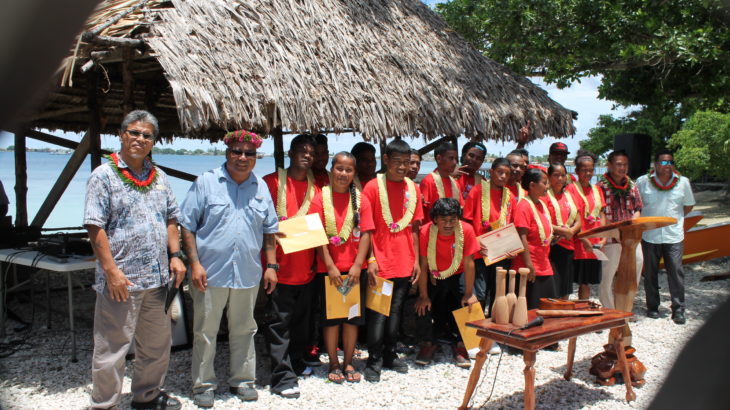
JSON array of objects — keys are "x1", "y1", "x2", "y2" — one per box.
[{"x1": 459, "y1": 309, "x2": 634, "y2": 410}]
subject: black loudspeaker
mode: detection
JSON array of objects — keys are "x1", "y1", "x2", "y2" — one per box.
[{"x1": 614, "y1": 133, "x2": 652, "y2": 180}]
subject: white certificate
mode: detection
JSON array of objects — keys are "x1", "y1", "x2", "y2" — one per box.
[{"x1": 477, "y1": 223, "x2": 524, "y2": 265}]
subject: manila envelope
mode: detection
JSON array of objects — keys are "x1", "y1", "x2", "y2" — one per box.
[
  {"x1": 277, "y1": 213, "x2": 329, "y2": 254},
  {"x1": 324, "y1": 275, "x2": 361, "y2": 320},
  {"x1": 452, "y1": 303, "x2": 486, "y2": 351},
  {"x1": 365, "y1": 276, "x2": 394, "y2": 317}
]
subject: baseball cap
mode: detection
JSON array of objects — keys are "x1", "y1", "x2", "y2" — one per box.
[{"x1": 549, "y1": 142, "x2": 569, "y2": 154}]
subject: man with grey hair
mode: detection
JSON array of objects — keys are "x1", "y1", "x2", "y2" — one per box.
[{"x1": 84, "y1": 110, "x2": 185, "y2": 409}]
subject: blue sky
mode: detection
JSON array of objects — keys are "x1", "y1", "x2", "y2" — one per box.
[{"x1": 0, "y1": 1, "x2": 632, "y2": 158}]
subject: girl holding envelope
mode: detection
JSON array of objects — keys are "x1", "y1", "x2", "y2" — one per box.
[{"x1": 310, "y1": 152, "x2": 374, "y2": 384}]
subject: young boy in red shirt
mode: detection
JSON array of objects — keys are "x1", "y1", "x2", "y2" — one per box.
[
  {"x1": 419, "y1": 142, "x2": 462, "y2": 223},
  {"x1": 361, "y1": 139, "x2": 423, "y2": 382},
  {"x1": 262, "y1": 134, "x2": 320, "y2": 398},
  {"x1": 414, "y1": 198, "x2": 479, "y2": 368},
  {"x1": 454, "y1": 141, "x2": 487, "y2": 201}
]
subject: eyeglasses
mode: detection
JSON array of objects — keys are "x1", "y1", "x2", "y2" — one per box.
[
  {"x1": 229, "y1": 149, "x2": 257, "y2": 158},
  {"x1": 125, "y1": 129, "x2": 154, "y2": 141},
  {"x1": 658, "y1": 160, "x2": 675, "y2": 166}
]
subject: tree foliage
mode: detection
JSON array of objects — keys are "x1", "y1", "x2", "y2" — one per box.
[{"x1": 667, "y1": 111, "x2": 730, "y2": 182}]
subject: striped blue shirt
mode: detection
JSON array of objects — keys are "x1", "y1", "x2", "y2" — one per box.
[
  {"x1": 84, "y1": 155, "x2": 180, "y2": 293},
  {"x1": 179, "y1": 165, "x2": 278, "y2": 289}
]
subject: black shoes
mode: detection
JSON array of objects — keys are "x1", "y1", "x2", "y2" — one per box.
[
  {"x1": 131, "y1": 391, "x2": 181, "y2": 410},
  {"x1": 672, "y1": 310, "x2": 686, "y2": 325},
  {"x1": 383, "y1": 357, "x2": 409, "y2": 373},
  {"x1": 646, "y1": 310, "x2": 660, "y2": 319},
  {"x1": 230, "y1": 385, "x2": 258, "y2": 401}
]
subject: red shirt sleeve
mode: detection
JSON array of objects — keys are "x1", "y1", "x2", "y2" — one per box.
[
  {"x1": 412, "y1": 183, "x2": 424, "y2": 223},
  {"x1": 513, "y1": 201, "x2": 531, "y2": 230}
]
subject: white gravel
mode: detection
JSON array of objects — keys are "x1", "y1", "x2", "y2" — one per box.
[{"x1": 1, "y1": 257, "x2": 728, "y2": 409}]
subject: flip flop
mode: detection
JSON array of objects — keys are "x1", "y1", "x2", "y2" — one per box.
[
  {"x1": 328, "y1": 367, "x2": 345, "y2": 384},
  {"x1": 344, "y1": 366, "x2": 361, "y2": 383}
]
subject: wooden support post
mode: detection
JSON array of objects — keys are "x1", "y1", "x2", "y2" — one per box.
[
  {"x1": 379, "y1": 137, "x2": 387, "y2": 173},
  {"x1": 87, "y1": 68, "x2": 102, "y2": 170},
  {"x1": 13, "y1": 131, "x2": 28, "y2": 227},
  {"x1": 273, "y1": 127, "x2": 284, "y2": 170},
  {"x1": 122, "y1": 48, "x2": 135, "y2": 115},
  {"x1": 30, "y1": 133, "x2": 92, "y2": 228}
]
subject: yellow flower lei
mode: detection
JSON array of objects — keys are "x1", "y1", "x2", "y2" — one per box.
[
  {"x1": 547, "y1": 188, "x2": 578, "y2": 227},
  {"x1": 322, "y1": 184, "x2": 359, "y2": 246},
  {"x1": 480, "y1": 179, "x2": 510, "y2": 230},
  {"x1": 574, "y1": 183, "x2": 602, "y2": 223},
  {"x1": 275, "y1": 168, "x2": 315, "y2": 220},
  {"x1": 427, "y1": 221, "x2": 464, "y2": 280},
  {"x1": 432, "y1": 171, "x2": 459, "y2": 200},
  {"x1": 517, "y1": 185, "x2": 526, "y2": 201},
  {"x1": 377, "y1": 173, "x2": 417, "y2": 232},
  {"x1": 526, "y1": 198, "x2": 553, "y2": 246}
]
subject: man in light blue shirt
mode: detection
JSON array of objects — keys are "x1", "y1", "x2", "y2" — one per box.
[
  {"x1": 636, "y1": 149, "x2": 695, "y2": 324},
  {"x1": 180, "y1": 130, "x2": 279, "y2": 407}
]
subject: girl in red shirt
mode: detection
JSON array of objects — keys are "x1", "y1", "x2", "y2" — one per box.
[
  {"x1": 310, "y1": 152, "x2": 375, "y2": 384},
  {"x1": 567, "y1": 150, "x2": 607, "y2": 300},
  {"x1": 545, "y1": 163, "x2": 583, "y2": 299},
  {"x1": 512, "y1": 168, "x2": 556, "y2": 309}
]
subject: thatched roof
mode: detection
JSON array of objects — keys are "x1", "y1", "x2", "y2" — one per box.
[{"x1": 26, "y1": 0, "x2": 575, "y2": 142}]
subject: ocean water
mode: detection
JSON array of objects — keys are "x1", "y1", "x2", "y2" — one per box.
[{"x1": 0, "y1": 152, "x2": 438, "y2": 229}]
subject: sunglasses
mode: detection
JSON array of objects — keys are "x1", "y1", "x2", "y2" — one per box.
[
  {"x1": 229, "y1": 149, "x2": 257, "y2": 158},
  {"x1": 658, "y1": 160, "x2": 675, "y2": 166},
  {"x1": 125, "y1": 129, "x2": 154, "y2": 141}
]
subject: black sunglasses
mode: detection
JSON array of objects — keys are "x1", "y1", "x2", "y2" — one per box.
[
  {"x1": 658, "y1": 160, "x2": 675, "y2": 166},
  {"x1": 125, "y1": 129, "x2": 154, "y2": 141},
  {"x1": 229, "y1": 149, "x2": 257, "y2": 158}
]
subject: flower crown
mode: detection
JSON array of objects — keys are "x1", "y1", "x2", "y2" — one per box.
[{"x1": 223, "y1": 129, "x2": 263, "y2": 148}]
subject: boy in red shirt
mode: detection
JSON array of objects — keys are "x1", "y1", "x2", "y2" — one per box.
[
  {"x1": 312, "y1": 133, "x2": 330, "y2": 188},
  {"x1": 506, "y1": 150, "x2": 527, "y2": 201},
  {"x1": 414, "y1": 198, "x2": 479, "y2": 368},
  {"x1": 454, "y1": 141, "x2": 487, "y2": 201},
  {"x1": 351, "y1": 142, "x2": 377, "y2": 188},
  {"x1": 262, "y1": 134, "x2": 320, "y2": 398},
  {"x1": 419, "y1": 142, "x2": 462, "y2": 223},
  {"x1": 361, "y1": 139, "x2": 423, "y2": 382}
]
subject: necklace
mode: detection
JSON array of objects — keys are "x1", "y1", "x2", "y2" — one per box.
[
  {"x1": 377, "y1": 174, "x2": 417, "y2": 232},
  {"x1": 432, "y1": 171, "x2": 459, "y2": 200},
  {"x1": 648, "y1": 171, "x2": 679, "y2": 191},
  {"x1": 322, "y1": 185, "x2": 359, "y2": 246},
  {"x1": 574, "y1": 183, "x2": 602, "y2": 223},
  {"x1": 106, "y1": 153, "x2": 157, "y2": 192},
  {"x1": 480, "y1": 180, "x2": 510, "y2": 230},
  {"x1": 275, "y1": 168, "x2": 315, "y2": 221},
  {"x1": 526, "y1": 198, "x2": 553, "y2": 246},
  {"x1": 600, "y1": 173, "x2": 633, "y2": 197},
  {"x1": 427, "y1": 221, "x2": 464, "y2": 279},
  {"x1": 547, "y1": 188, "x2": 578, "y2": 227}
]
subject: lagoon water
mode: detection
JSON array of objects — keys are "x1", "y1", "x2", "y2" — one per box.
[{"x1": 0, "y1": 152, "x2": 439, "y2": 229}]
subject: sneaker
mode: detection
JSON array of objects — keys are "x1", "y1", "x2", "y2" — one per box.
[
  {"x1": 277, "y1": 386, "x2": 300, "y2": 399},
  {"x1": 383, "y1": 357, "x2": 409, "y2": 373},
  {"x1": 229, "y1": 385, "x2": 258, "y2": 401},
  {"x1": 646, "y1": 310, "x2": 659, "y2": 319},
  {"x1": 364, "y1": 365, "x2": 381, "y2": 382},
  {"x1": 453, "y1": 345, "x2": 471, "y2": 369},
  {"x1": 672, "y1": 310, "x2": 686, "y2": 325},
  {"x1": 303, "y1": 345, "x2": 322, "y2": 366},
  {"x1": 415, "y1": 342, "x2": 437, "y2": 366},
  {"x1": 131, "y1": 392, "x2": 181, "y2": 410},
  {"x1": 193, "y1": 390, "x2": 214, "y2": 408},
  {"x1": 488, "y1": 343, "x2": 502, "y2": 355},
  {"x1": 467, "y1": 347, "x2": 480, "y2": 359}
]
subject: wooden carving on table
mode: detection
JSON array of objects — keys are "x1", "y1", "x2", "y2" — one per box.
[{"x1": 576, "y1": 216, "x2": 676, "y2": 386}]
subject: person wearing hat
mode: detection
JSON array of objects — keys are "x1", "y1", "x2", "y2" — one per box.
[
  {"x1": 180, "y1": 130, "x2": 279, "y2": 406},
  {"x1": 529, "y1": 142, "x2": 577, "y2": 182}
]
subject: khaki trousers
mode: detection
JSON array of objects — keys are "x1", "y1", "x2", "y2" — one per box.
[
  {"x1": 191, "y1": 285, "x2": 259, "y2": 393},
  {"x1": 90, "y1": 287, "x2": 171, "y2": 409},
  {"x1": 599, "y1": 243, "x2": 644, "y2": 309}
]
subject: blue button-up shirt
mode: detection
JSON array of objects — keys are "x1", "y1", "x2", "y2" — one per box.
[
  {"x1": 84, "y1": 154, "x2": 180, "y2": 293},
  {"x1": 179, "y1": 164, "x2": 278, "y2": 289},
  {"x1": 636, "y1": 174, "x2": 695, "y2": 244}
]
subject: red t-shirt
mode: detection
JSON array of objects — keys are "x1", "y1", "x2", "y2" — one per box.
[
  {"x1": 362, "y1": 177, "x2": 424, "y2": 279},
  {"x1": 418, "y1": 221, "x2": 480, "y2": 274},
  {"x1": 419, "y1": 172, "x2": 463, "y2": 223},
  {"x1": 313, "y1": 170, "x2": 330, "y2": 188},
  {"x1": 463, "y1": 182, "x2": 516, "y2": 238},
  {"x1": 309, "y1": 191, "x2": 375, "y2": 272},
  {"x1": 456, "y1": 173, "x2": 480, "y2": 201},
  {"x1": 263, "y1": 171, "x2": 321, "y2": 285},
  {"x1": 506, "y1": 183, "x2": 522, "y2": 202},
  {"x1": 567, "y1": 183, "x2": 607, "y2": 260},
  {"x1": 511, "y1": 199, "x2": 553, "y2": 276},
  {"x1": 543, "y1": 190, "x2": 583, "y2": 251}
]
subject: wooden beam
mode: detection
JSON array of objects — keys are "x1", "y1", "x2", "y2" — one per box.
[
  {"x1": 80, "y1": 33, "x2": 145, "y2": 48},
  {"x1": 31, "y1": 133, "x2": 91, "y2": 228},
  {"x1": 379, "y1": 137, "x2": 387, "y2": 173},
  {"x1": 87, "y1": 68, "x2": 102, "y2": 170},
  {"x1": 13, "y1": 132, "x2": 28, "y2": 227},
  {"x1": 273, "y1": 127, "x2": 284, "y2": 170},
  {"x1": 417, "y1": 136, "x2": 455, "y2": 156},
  {"x1": 122, "y1": 48, "x2": 136, "y2": 115}
]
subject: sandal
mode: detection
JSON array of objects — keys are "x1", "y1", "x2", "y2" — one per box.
[
  {"x1": 344, "y1": 366, "x2": 361, "y2": 383},
  {"x1": 328, "y1": 366, "x2": 345, "y2": 384}
]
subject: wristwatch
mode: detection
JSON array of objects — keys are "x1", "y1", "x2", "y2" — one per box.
[
  {"x1": 169, "y1": 251, "x2": 183, "y2": 260},
  {"x1": 266, "y1": 263, "x2": 280, "y2": 272}
]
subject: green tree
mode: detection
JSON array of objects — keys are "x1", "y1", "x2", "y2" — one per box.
[
  {"x1": 6, "y1": 145, "x2": 14, "y2": 151},
  {"x1": 667, "y1": 111, "x2": 730, "y2": 183}
]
